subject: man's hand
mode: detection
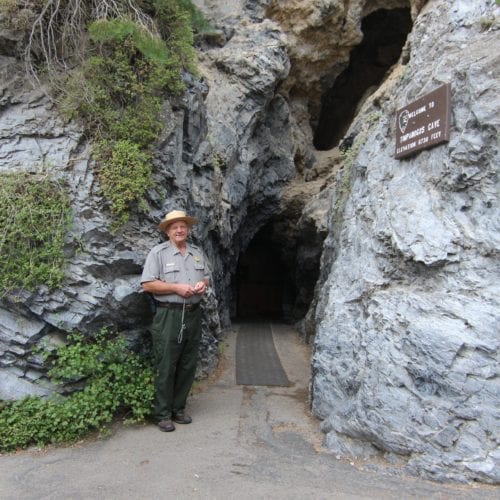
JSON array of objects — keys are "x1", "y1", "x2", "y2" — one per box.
[
  {"x1": 176, "y1": 283, "x2": 196, "y2": 298},
  {"x1": 193, "y1": 281, "x2": 207, "y2": 295}
]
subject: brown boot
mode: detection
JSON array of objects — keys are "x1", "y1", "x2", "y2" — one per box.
[
  {"x1": 172, "y1": 412, "x2": 192, "y2": 424},
  {"x1": 158, "y1": 419, "x2": 175, "y2": 432}
]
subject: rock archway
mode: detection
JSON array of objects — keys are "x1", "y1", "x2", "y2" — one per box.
[{"x1": 230, "y1": 207, "x2": 325, "y2": 325}]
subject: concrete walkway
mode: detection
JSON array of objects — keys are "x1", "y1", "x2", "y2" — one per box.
[{"x1": 0, "y1": 323, "x2": 497, "y2": 499}]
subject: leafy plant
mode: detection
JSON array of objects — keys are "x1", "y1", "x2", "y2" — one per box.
[
  {"x1": 0, "y1": 331, "x2": 154, "y2": 452},
  {"x1": 152, "y1": 0, "x2": 198, "y2": 74},
  {"x1": 212, "y1": 152, "x2": 226, "y2": 173},
  {"x1": 0, "y1": 172, "x2": 71, "y2": 295},
  {"x1": 64, "y1": 20, "x2": 185, "y2": 137},
  {"x1": 94, "y1": 140, "x2": 153, "y2": 224},
  {"x1": 60, "y1": 17, "x2": 185, "y2": 225},
  {"x1": 9, "y1": 1, "x2": 207, "y2": 227},
  {"x1": 172, "y1": 0, "x2": 213, "y2": 35}
]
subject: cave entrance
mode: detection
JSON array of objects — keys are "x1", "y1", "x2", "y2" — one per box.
[
  {"x1": 314, "y1": 7, "x2": 412, "y2": 150},
  {"x1": 233, "y1": 217, "x2": 322, "y2": 322},
  {"x1": 234, "y1": 227, "x2": 287, "y2": 320}
]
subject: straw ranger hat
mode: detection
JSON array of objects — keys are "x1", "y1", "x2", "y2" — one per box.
[{"x1": 158, "y1": 210, "x2": 197, "y2": 232}]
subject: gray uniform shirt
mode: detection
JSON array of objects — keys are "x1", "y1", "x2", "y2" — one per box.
[{"x1": 141, "y1": 241, "x2": 210, "y2": 304}]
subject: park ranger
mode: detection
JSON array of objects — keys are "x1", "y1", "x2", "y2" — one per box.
[{"x1": 141, "y1": 210, "x2": 210, "y2": 432}]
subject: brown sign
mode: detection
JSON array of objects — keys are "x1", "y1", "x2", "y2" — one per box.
[{"x1": 395, "y1": 83, "x2": 451, "y2": 159}]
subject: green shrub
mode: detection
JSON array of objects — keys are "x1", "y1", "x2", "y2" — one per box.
[
  {"x1": 94, "y1": 140, "x2": 153, "y2": 224},
  {"x1": 0, "y1": 172, "x2": 71, "y2": 295},
  {"x1": 168, "y1": 0, "x2": 213, "y2": 35},
  {"x1": 8, "y1": 2, "x2": 207, "y2": 226},
  {"x1": 138, "y1": 0, "x2": 212, "y2": 38},
  {"x1": 63, "y1": 19, "x2": 185, "y2": 139},
  {"x1": 0, "y1": 331, "x2": 154, "y2": 452},
  {"x1": 152, "y1": 0, "x2": 198, "y2": 74},
  {"x1": 61, "y1": 16, "x2": 190, "y2": 226},
  {"x1": 89, "y1": 17, "x2": 170, "y2": 64}
]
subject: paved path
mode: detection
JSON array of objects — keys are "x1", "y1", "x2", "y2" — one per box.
[{"x1": 0, "y1": 323, "x2": 497, "y2": 499}]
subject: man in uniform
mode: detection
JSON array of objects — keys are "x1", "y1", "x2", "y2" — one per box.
[{"x1": 141, "y1": 210, "x2": 210, "y2": 432}]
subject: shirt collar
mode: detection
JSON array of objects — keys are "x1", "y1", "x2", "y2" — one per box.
[{"x1": 172, "y1": 243, "x2": 192, "y2": 256}]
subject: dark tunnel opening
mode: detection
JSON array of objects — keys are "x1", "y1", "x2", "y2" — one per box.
[
  {"x1": 313, "y1": 7, "x2": 413, "y2": 150},
  {"x1": 232, "y1": 220, "x2": 322, "y2": 323},
  {"x1": 233, "y1": 228, "x2": 287, "y2": 320}
]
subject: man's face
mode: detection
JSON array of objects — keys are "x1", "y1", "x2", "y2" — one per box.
[{"x1": 166, "y1": 221, "x2": 189, "y2": 246}]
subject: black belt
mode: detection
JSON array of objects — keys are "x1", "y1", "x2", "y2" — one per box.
[{"x1": 157, "y1": 302, "x2": 200, "y2": 311}]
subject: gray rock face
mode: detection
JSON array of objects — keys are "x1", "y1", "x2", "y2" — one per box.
[
  {"x1": 1, "y1": 0, "x2": 498, "y2": 485},
  {"x1": 0, "y1": 307, "x2": 54, "y2": 399},
  {"x1": 311, "y1": 0, "x2": 500, "y2": 484},
  {"x1": 0, "y1": 5, "x2": 293, "y2": 396}
]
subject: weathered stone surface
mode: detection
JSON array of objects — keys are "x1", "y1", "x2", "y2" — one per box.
[
  {"x1": 0, "y1": 1, "x2": 293, "y2": 399},
  {"x1": 0, "y1": 0, "x2": 498, "y2": 485},
  {"x1": 1, "y1": 370, "x2": 53, "y2": 400},
  {"x1": 310, "y1": 0, "x2": 500, "y2": 484},
  {"x1": 0, "y1": 307, "x2": 53, "y2": 399}
]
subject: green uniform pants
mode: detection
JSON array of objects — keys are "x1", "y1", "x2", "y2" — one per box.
[{"x1": 151, "y1": 306, "x2": 201, "y2": 421}]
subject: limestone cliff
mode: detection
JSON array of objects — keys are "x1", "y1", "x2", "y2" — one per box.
[
  {"x1": 305, "y1": 0, "x2": 500, "y2": 484},
  {"x1": 0, "y1": 0, "x2": 498, "y2": 484}
]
